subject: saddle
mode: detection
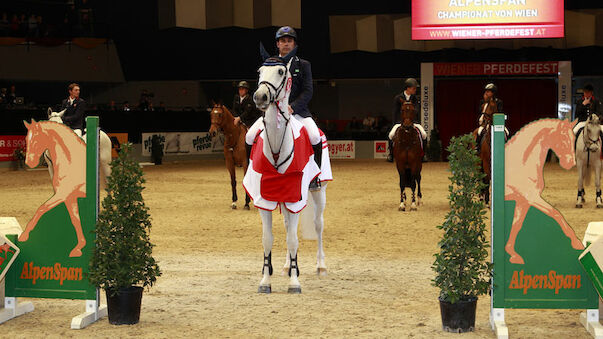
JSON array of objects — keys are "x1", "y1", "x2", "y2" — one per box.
[{"x1": 394, "y1": 125, "x2": 423, "y2": 153}]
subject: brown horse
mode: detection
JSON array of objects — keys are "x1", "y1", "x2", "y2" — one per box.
[
  {"x1": 209, "y1": 104, "x2": 251, "y2": 210},
  {"x1": 472, "y1": 99, "x2": 498, "y2": 205},
  {"x1": 393, "y1": 102, "x2": 423, "y2": 211}
]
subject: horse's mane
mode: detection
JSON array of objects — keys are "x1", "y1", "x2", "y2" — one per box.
[
  {"x1": 39, "y1": 121, "x2": 87, "y2": 147},
  {"x1": 506, "y1": 118, "x2": 569, "y2": 148}
]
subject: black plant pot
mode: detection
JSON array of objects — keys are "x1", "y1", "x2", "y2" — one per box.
[
  {"x1": 439, "y1": 296, "x2": 477, "y2": 333},
  {"x1": 106, "y1": 286, "x2": 143, "y2": 325}
]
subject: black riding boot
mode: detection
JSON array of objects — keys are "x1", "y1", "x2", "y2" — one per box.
[
  {"x1": 310, "y1": 143, "x2": 322, "y2": 191},
  {"x1": 246, "y1": 143, "x2": 252, "y2": 160},
  {"x1": 387, "y1": 139, "x2": 394, "y2": 162}
]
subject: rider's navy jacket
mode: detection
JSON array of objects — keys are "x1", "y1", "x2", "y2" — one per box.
[
  {"x1": 287, "y1": 55, "x2": 313, "y2": 119},
  {"x1": 61, "y1": 97, "x2": 86, "y2": 130}
]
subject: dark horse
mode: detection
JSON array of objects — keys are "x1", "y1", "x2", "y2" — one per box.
[
  {"x1": 393, "y1": 101, "x2": 423, "y2": 211},
  {"x1": 209, "y1": 103, "x2": 251, "y2": 210},
  {"x1": 472, "y1": 98, "x2": 498, "y2": 205}
]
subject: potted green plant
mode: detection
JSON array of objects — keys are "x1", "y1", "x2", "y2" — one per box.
[
  {"x1": 89, "y1": 143, "x2": 161, "y2": 325},
  {"x1": 432, "y1": 134, "x2": 493, "y2": 333}
]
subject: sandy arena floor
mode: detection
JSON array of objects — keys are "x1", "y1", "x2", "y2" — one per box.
[{"x1": 1, "y1": 159, "x2": 601, "y2": 338}]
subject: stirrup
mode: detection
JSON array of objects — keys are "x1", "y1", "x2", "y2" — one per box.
[{"x1": 309, "y1": 177, "x2": 321, "y2": 191}]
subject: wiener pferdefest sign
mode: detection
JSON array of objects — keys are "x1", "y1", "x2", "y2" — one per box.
[{"x1": 412, "y1": 0, "x2": 564, "y2": 40}]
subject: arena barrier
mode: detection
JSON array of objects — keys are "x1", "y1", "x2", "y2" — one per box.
[
  {"x1": 489, "y1": 114, "x2": 602, "y2": 338},
  {"x1": 0, "y1": 116, "x2": 107, "y2": 329}
]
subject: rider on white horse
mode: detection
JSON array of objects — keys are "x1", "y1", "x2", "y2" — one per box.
[
  {"x1": 388, "y1": 78, "x2": 426, "y2": 161},
  {"x1": 250, "y1": 25, "x2": 323, "y2": 190},
  {"x1": 573, "y1": 83, "x2": 603, "y2": 136},
  {"x1": 60, "y1": 83, "x2": 86, "y2": 137}
]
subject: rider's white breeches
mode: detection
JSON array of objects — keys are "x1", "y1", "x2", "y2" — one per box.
[
  {"x1": 293, "y1": 115, "x2": 321, "y2": 145},
  {"x1": 388, "y1": 124, "x2": 427, "y2": 140}
]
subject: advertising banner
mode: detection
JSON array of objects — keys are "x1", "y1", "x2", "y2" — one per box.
[
  {"x1": 374, "y1": 140, "x2": 390, "y2": 159},
  {"x1": 141, "y1": 132, "x2": 224, "y2": 156},
  {"x1": 0, "y1": 135, "x2": 26, "y2": 162},
  {"x1": 412, "y1": 0, "x2": 564, "y2": 40},
  {"x1": 327, "y1": 140, "x2": 355, "y2": 159}
]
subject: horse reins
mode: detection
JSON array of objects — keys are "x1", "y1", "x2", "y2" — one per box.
[
  {"x1": 582, "y1": 121, "x2": 601, "y2": 166},
  {"x1": 258, "y1": 62, "x2": 294, "y2": 171}
]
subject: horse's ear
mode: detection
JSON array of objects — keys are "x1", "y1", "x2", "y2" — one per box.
[
  {"x1": 23, "y1": 120, "x2": 30, "y2": 128},
  {"x1": 259, "y1": 42, "x2": 270, "y2": 61},
  {"x1": 281, "y1": 46, "x2": 298, "y2": 64},
  {"x1": 59, "y1": 109, "x2": 66, "y2": 117},
  {"x1": 210, "y1": 100, "x2": 216, "y2": 107},
  {"x1": 47, "y1": 107, "x2": 52, "y2": 116}
]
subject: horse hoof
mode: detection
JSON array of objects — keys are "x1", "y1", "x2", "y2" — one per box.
[
  {"x1": 410, "y1": 204, "x2": 417, "y2": 211},
  {"x1": 231, "y1": 203, "x2": 237, "y2": 209},
  {"x1": 576, "y1": 204, "x2": 583, "y2": 208},
  {"x1": 258, "y1": 285, "x2": 271, "y2": 294},
  {"x1": 317, "y1": 268, "x2": 327, "y2": 276},
  {"x1": 398, "y1": 204, "x2": 405, "y2": 211},
  {"x1": 244, "y1": 205, "x2": 250, "y2": 210},
  {"x1": 287, "y1": 286, "x2": 302, "y2": 294},
  {"x1": 597, "y1": 205, "x2": 603, "y2": 209}
]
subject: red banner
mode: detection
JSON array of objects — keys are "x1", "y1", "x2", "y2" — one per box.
[
  {"x1": 0, "y1": 136, "x2": 26, "y2": 162},
  {"x1": 412, "y1": 0, "x2": 564, "y2": 40},
  {"x1": 434, "y1": 61, "x2": 559, "y2": 76}
]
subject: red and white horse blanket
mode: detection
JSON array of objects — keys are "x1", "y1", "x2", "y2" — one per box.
[{"x1": 243, "y1": 118, "x2": 320, "y2": 213}]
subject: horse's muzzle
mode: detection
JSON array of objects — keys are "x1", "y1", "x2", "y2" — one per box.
[{"x1": 253, "y1": 88, "x2": 269, "y2": 111}]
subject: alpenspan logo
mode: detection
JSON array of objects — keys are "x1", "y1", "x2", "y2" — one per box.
[
  {"x1": 509, "y1": 270, "x2": 581, "y2": 294},
  {"x1": 20, "y1": 262, "x2": 83, "y2": 285}
]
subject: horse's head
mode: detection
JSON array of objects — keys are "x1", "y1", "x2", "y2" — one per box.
[
  {"x1": 400, "y1": 101, "x2": 415, "y2": 127},
  {"x1": 588, "y1": 113, "x2": 600, "y2": 125},
  {"x1": 23, "y1": 119, "x2": 46, "y2": 168},
  {"x1": 209, "y1": 104, "x2": 225, "y2": 138},
  {"x1": 253, "y1": 46, "x2": 297, "y2": 113},
  {"x1": 584, "y1": 114, "x2": 601, "y2": 152},
  {"x1": 552, "y1": 119, "x2": 579, "y2": 170},
  {"x1": 47, "y1": 107, "x2": 66, "y2": 123}
]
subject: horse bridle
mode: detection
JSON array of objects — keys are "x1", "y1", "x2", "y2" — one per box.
[{"x1": 258, "y1": 61, "x2": 293, "y2": 170}]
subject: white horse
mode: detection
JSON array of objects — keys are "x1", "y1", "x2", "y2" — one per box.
[
  {"x1": 243, "y1": 47, "x2": 321, "y2": 294},
  {"x1": 46, "y1": 108, "x2": 112, "y2": 182},
  {"x1": 574, "y1": 113, "x2": 603, "y2": 208}
]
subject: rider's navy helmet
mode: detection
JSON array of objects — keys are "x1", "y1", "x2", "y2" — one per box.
[
  {"x1": 238, "y1": 81, "x2": 250, "y2": 89},
  {"x1": 404, "y1": 78, "x2": 419, "y2": 89},
  {"x1": 484, "y1": 83, "x2": 497, "y2": 93},
  {"x1": 276, "y1": 26, "x2": 297, "y2": 41},
  {"x1": 584, "y1": 83, "x2": 594, "y2": 92}
]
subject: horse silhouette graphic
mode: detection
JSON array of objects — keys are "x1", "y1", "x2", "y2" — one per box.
[
  {"x1": 0, "y1": 243, "x2": 16, "y2": 266},
  {"x1": 504, "y1": 119, "x2": 582, "y2": 264},
  {"x1": 20, "y1": 120, "x2": 87, "y2": 257}
]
